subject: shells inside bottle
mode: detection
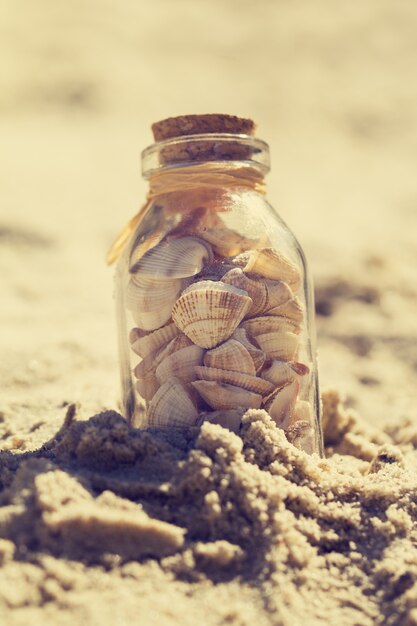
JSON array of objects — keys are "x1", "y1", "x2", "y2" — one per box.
[{"x1": 112, "y1": 114, "x2": 323, "y2": 456}]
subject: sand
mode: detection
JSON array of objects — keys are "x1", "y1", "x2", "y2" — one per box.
[{"x1": 2, "y1": 0, "x2": 417, "y2": 624}]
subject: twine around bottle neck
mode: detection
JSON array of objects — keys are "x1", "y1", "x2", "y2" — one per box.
[{"x1": 106, "y1": 162, "x2": 266, "y2": 265}]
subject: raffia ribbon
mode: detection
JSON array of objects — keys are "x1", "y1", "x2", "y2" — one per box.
[{"x1": 106, "y1": 163, "x2": 265, "y2": 265}]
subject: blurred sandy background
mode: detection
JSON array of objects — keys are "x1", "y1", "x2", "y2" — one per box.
[{"x1": 1, "y1": 0, "x2": 417, "y2": 439}]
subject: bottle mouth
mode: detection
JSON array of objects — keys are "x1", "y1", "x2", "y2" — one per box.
[{"x1": 141, "y1": 133, "x2": 270, "y2": 179}]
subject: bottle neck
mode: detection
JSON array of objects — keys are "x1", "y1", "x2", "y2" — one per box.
[{"x1": 146, "y1": 162, "x2": 266, "y2": 200}]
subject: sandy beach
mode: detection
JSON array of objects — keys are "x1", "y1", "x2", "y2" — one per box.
[{"x1": 1, "y1": 1, "x2": 417, "y2": 624}]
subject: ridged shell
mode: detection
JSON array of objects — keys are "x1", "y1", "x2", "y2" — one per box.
[
  {"x1": 242, "y1": 315, "x2": 301, "y2": 338},
  {"x1": 126, "y1": 276, "x2": 183, "y2": 331},
  {"x1": 199, "y1": 227, "x2": 258, "y2": 257},
  {"x1": 133, "y1": 336, "x2": 190, "y2": 400},
  {"x1": 192, "y1": 380, "x2": 262, "y2": 410},
  {"x1": 147, "y1": 379, "x2": 199, "y2": 428},
  {"x1": 201, "y1": 409, "x2": 246, "y2": 433},
  {"x1": 195, "y1": 261, "x2": 236, "y2": 281},
  {"x1": 131, "y1": 322, "x2": 180, "y2": 358},
  {"x1": 267, "y1": 297, "x2": 304, "y2": 323},
  {"x1": 130, "y1": 236, "x2": 213, "y2": 279},
  {"x1": 222, "y1": 268, "x2": 292, "y2": 317},
  {"x1": 255, "y1": 331, "x2": 299, "y2": 361},
  {"x1": 260, "y1": 360, "x2": 309, "y2": 386},
  {"x1": 204, "y1": 339, "x2": 255, "y2": 375},
  {"x1": 171, "y1": 281, "x2": 252, "y2": 348},
  {"x1": 263, "y1": 380, "x2": 300, "y2": 428},
  {"x1": 195, "y1": 366, "x2": 274, "y2": 396},
  {"x1": 155, "y1": 344, "x2": 204, "y2": 385},
  {"x1": 231, "y1": 328, "x2": 266, "y2": 372},
  {"x1": 234, "y1": 248, "x2": 301, "y2": 293},
  {"x1": 135, "y1": 375, "x2": 160, "y2": 402}
]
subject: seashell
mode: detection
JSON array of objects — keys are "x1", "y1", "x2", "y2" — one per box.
[
  {"x1": 267, "y1": 297, "x2": 304, "y2": 323},
  {"x1": 195, "y1": 261, "x2": 236, "y2": 281},
  {"x1": 147, "y1": 379, "x2": 199, "y2": 428},
  {"x1": 231, "y1": 328, "x2": 266, "y2": 372},
  {"x1": 222, "y1": 268, "x2": 292, "y2": 317},
  {"x1": 126, "y1": 276, "x2": 183, "y2": 331},
  {"x1": 130, "y1": 236, "x2": 213, "y2": 279},
  {"x1": 286, "y1": 419, "x2": 315, "y2": 454},
  {"x1": 201, "y1": 408, "x2": 246, "y2": 433},
  {"x1": 131, "y1": 322, "x2": 180, "y2": 358},
  {"x1": 233, "y1": 248, "x2": 301, "y2": 293},
  {"x1": 156, "y1": 344, "x2": 204, "y2": 385},
  {"x1": 204, "y1": 339, "x2": 255, "y2": 375},
  {"x1": 260, "y1": 360, "x2": 309, "y2": 387},
  {"x1": 242, "y1": 315, "x2": 301, "y2": 338},
  {"x1": 171, "y1": 281, "x2": 252, "y2": 348},
  {"x1": 291, "y1": 400, "x2": 313, "y2": 425},
  {"x1": 195, "y1": 366, "x2": 274, "y2": 396},
  {"x1": 135, "y1": 375, "x2": 160, "y2": 402},
  {"x1": 199, "y1": 227, "x2": 258, "y2": 257},
  {"x1": 192, "y1": 380, "x2": 263, "y2": 411},
  {"x1": 263, "y1": 380, "x2": 300, "y2": 428},
  {"x1": 255, "y1": 331, "x2": 299, "y2": 361}
]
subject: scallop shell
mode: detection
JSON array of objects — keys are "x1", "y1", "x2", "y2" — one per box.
[
  {"x1": 199, "y1": 227, "x2": 258, "y2": 257},
  {"x1": 192, "y1": 380, "x2": 263, "y2": 411},
  {"x1": 231, "y1": 328, "x2": 266, "y2": 372},
  {"x1": 130, "y1": 236, "x2": 213, "y2": 279},
  {"x1": 255, "y1": 331, "x2": 299, "y2": 361},
  {"x1": 263, "y1": 380, "x2": 300, "y2": 428},
  {"x1": 135, "y1": 375, "x2": 160, "y2": 402},
  {"x1": 171, "y1": 281, "x2": 252, "y2": 349},
  {"x1": 133, "y1": 336, "x2": 188, "y2": 400},
  {"x1": 242, "y1": 315, "x2": 301, "y2": 338},
  {"x1": 204, "y1": 339, "x2": 255, "y2": 375},
  {"x1": 156, "y1": 344, "x2": 204, "y2": 385},
  {"x1": 201, "y1": 408, "x2": 246, "y2": 433},
  {"x1": 267, "y1": 297, "x2": 304, "y2": 323},
  {"x1": 222, "y1": 268, "x2": 292, "y2": 317},
  {"x1": 126, "y1": 276, "x2": 183, "y2": 331},
  {"x1": 147, "y1": 379, "x2": 199, "y2": 428},
  {"x1": 195, "y1": 366, "x2": 274, "y2": 396},
  {"x1": 131, "y1": 322, "x2": 180, "y2": 358},
  {"x1": 260, "y1": 360, "x2": 310, "y2": 387},
  {"x1": 234, "y1": 248, "x2": 301, "y2": 293}
]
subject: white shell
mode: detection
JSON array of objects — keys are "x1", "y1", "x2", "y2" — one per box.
[
  {"x1": 255, "y1": 331, "x2": 299, "y2": 361},
  {"x1": 131, "y1": 323, "x2": 180, "y2": 358},
  {"x1": 201, "y1": 409, "x2": 246, "y2": 433},
  {"x1": 260, "y1": 360, "x2": 309, "y2": 386},
  {"x1": 126, "y1": 276, "x2": 183, "y2": 331},
  {"x1": 155, "y1": 344, "x2": 204, "y2": 385},
  {"x1": 199, "y1": 227, "x2": 258, "y2": 257},
  {"x1": 171, "y1": 281, "x2": 252, "y2": 348},
  {"x1": 286, "y1": 419, "x2": 315, "y2": 454},
  {"x1": 267, "y1": 297, "x2": 304, "y2": 323},
  {"x1": 130, "y1": 236, "x2": 213, "y2": 279},
  {"x1": 135, "y1": 376, "x2": 160, "y2": 402},
  {"x1": 231, "y1": 328, "x2": 266, "y2": 373},
  {"x1": 204, "y1": 339, "x2": 255, "y2": 375},
  {"x1": 242, "y1": 315, "x2": 301, "y2": 338},
  {"x1": 222, "y1": 268, "x2": 292, "y2": 317},
  {"x1": 263, "y1": 380, "x2": 300, "y2": 428},
  {"x1": 195, "y1": 366, "x2": 274, "y2": 396},
  {"x1": 192, "y1": 380, "x2": 263, "y2": 411},
  {"x1": 234, "y1": 248, "x2": 301, "y2": 293},
  {"x1": 147, "y1": 379, "x2": 199, "y2": 428}
]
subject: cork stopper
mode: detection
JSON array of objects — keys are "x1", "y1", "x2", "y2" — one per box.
[
  {"x1": 152, "y1": 114, "x2": 255, "y2": 141},
  {"x1": 150, "y1": 114, "x2": 257, "y2": 165}
]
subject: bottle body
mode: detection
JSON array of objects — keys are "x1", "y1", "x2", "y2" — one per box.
[{"x1": 114, "y1": 154, "x2": 323, "y2": 455}]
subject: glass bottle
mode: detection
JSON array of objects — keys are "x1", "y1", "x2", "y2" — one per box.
[{"x1": 110, "y1": 114, "x2": 323, "y2": 455}]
